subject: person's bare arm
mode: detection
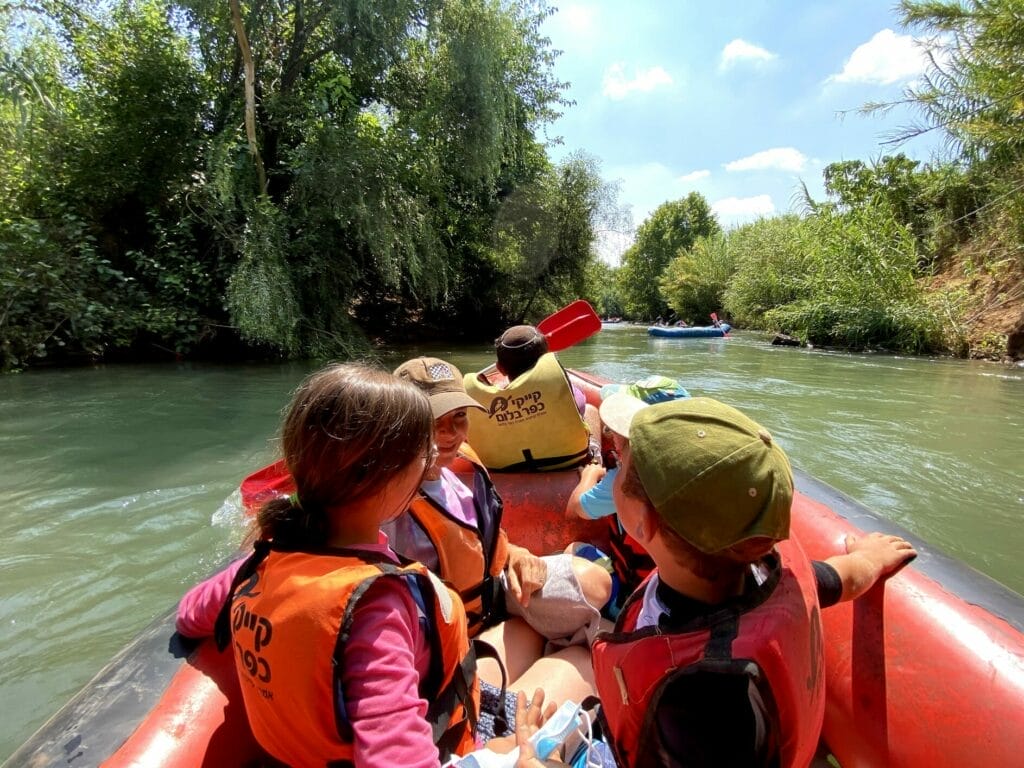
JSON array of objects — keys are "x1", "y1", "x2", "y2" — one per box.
[
  {"x1": 565, "y1": 464, "x2": 606, "y2": 520},
  {"x1": 824, "y1": 532, "x2": 917, "y2": 602},
  {"x1": 506, "y1": 544, "x2": 548, "y2": 607}
]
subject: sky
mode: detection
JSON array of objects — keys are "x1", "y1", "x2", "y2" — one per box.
[{"x1": 539, "y1": 0, "x2": 947, "y2": 263}]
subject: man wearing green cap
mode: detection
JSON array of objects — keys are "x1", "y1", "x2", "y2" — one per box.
[{"x1": 586, "y1": 395, "x2": 917, "y2": 768}]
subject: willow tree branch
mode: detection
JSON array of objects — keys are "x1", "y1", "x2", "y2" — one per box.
[{"x1": 230, "y1": 0, "x2": 268, "y2": 197}]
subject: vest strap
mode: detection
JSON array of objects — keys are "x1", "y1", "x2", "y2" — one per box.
[
  {"x1": 213, "y1": 540, "x2": 272, "y2": 652},
  {"x1": 492, "y1": 445, "x2": 590, "y2": 473}
]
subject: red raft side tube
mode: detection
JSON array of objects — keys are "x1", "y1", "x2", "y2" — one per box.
[{"x1": 790, "y1": 470, "x2": 1024, "y2": 768}]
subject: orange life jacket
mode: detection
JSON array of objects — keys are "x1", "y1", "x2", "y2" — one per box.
[
  {"x1": 591, "y1": 540, "x2": 825, "y2": 768},
  {"x1": 405, "y1": 449, "x2": 509, "y2": 636},
  {"x1": 226, "y1": 544, "x2": 478, "y2": 767}
]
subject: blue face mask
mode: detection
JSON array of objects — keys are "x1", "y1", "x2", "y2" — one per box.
[
  {"x1": 530, "y1": 699, "x2": 583, "y2": 759},
  {"x1": 446, "y1": 699, "x2": 584, "y2": 768}
]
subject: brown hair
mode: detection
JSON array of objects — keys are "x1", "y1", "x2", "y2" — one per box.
[{"x1": 258, "y1": 363, "x2": 433, "y2": 547}]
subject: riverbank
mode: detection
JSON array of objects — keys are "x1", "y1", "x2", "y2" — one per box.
[{"x1": 926, "y1": 236, "x2": 1024, "y2": 362}]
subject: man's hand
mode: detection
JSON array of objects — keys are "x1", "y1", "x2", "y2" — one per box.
[{"x1": 507, "y1": 545, "x2": 547, "y2": 608}]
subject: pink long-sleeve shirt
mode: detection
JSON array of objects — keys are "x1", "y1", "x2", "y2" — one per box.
[{"x1": 175, "y1": 536, "x2": 442, "y2": 768}]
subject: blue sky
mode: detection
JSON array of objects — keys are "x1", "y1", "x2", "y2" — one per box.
[{"x1": 539, "y1": 0, "x2": 946, "y2": 262}]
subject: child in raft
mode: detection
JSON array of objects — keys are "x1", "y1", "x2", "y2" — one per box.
[
  {"x1": 463, "y1": 325, "x2": 603, "y2": 472},
  {"x1": 546, "y1": 394, "x2": 919, "y2": 768},
  {"x1": 178, "y1": 363, "x2": 590, "y2": 766},
  {"x1": 565, "y1": 376, "x2": 689, "y2": 616},
  {"x1": 386, "y1": 357, "x2": 610, "y2": 701}
]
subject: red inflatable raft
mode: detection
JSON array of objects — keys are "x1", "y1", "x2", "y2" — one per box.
[{"x1": 5, "y1": 370, "x2": 1024, "y2": 768}]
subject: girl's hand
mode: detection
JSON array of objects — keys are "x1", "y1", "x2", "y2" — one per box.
[
  {"x1": 507, "y1": 546, "x2": 547, "y2": 608},
  {"x1": 515, "y1": 689, "x2": 565, "y2": 768}
]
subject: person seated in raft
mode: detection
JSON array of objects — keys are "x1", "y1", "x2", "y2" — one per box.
[
  {"x1": 550, "y1": 394, "x2": 918, "y2": 768},
  {"x1": 565, "y1": 377, "x2": 690, "y2": 616},
  {"x1": 463, "y1": 324, "x2": 602, "y2": 472},
  {"x1": 386, "y1": 357, "x2": 610, "y2": 682},
  {"x1": 178, "y1": 364, "x2": 593, "y2": 767}
]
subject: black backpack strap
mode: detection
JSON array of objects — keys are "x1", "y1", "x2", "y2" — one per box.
[
  {"x1": 213, "y1": 540, "x2": 272, "y2": 652},
  {"x1": 472, "y1": 638, "x2": 509, "y2": 735}
]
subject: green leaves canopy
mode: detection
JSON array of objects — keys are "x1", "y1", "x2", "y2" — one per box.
[
  {"x1": 617, "y1": 193, "x2": 719, "y2": 319},
  {"x1": 0, "y1": 0, "x2": 582, "y2": 370}
]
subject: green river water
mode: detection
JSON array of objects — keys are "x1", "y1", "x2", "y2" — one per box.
[{"x1": 1, "y1": 325, "x2": 1022, "y2": 760}]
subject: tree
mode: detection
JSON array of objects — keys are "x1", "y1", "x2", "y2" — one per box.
[
  {"x1": 659, "y1": 233, "x2": 736, "y2": 323},
  {"x1": 197, "y1": 0, "x2": 570, "y2": 350},
  {"x1": 618, "y1": 193, "x2": 719, "y2": 319},
  {"x1": 1, "y1": 1, "x2": 219, "y2": 371},
  {"x1": 486, "y1": 151, "x2": 628, "y2": 325},
  {"x1": 872, "y1": 0, "x2": 1024, "y2": 166},
  {"x1": 1, "y1": 0, "x2": 570, "y2": 367}
]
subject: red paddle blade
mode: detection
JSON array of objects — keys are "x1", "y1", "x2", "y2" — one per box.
[
  {"x1": 537, "y1": 300, "x2": 601, "y2": 352},
  {"x1": 240, "y1": 459, "x2": 294, "y2": 514}
]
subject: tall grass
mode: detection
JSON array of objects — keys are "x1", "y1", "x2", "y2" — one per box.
[
  {"x1": 658, "y1": 232, "x2": 736, "y2": 323},
  {"x1": 718, "y1": 203, "x2": 945, "y2": 352}
]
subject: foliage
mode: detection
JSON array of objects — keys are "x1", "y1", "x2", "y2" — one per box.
[
  {"x1": 0, "y1": 0, "x2": 574, "y2": 368},
  {"x1": 488, "y1": 151, "x2": 628, "y2": 324},
  {"x1": 762, "y1": 203, "x2": 945, "y2": 352},
  {"x1": 890, "y1": 0, "x2": 1024, "y2": 165},
  {"x1": 812, "y1": 154, "x2": 992, "y2": 269},
  {"x1": 2, "y1": 209, "x2": 166, "y2": 370},
  {"x1": 658, "y1": 232, "x2": 736, "y2": 323},
  {"x1": 722, "y1": 216, "x2": 814, "y2": 328},
  {"x1": 585, "y1": 259, "x2": 625, "y2": 319},
  {"x1": 618, "y1": 193, "x2": 719, "y2": 319}
]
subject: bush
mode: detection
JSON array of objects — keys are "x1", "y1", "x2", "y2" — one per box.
[
  {"x1": 762, "y1": 203, "x2": 944, "y2": 352},
  {"x1": 1, "y1": 210, "x2": 150, "y2": 370},
  {"x1": 722, "y1": 215, "x2": 813, "y2": 327},
  {"x1": 659, "y1": 232, "x2": 736, "y2": 323}
]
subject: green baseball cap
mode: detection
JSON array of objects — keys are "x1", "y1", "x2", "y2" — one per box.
[{"x1": 627, "y1": 397, "x2": 793, "y2": 554}]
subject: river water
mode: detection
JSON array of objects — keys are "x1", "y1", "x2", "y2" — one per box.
[{"x1": 1, "y1": 325, "x2": 1022, "y2": 760}]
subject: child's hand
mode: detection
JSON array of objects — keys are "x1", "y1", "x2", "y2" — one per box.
[
  {"x1": 515, "y1": 689, "x2": 565, "y2": 768},
  {"x1": 507, "y1": 546, "x2": 547, "y2": 608},
  {"x1": 845, "y1": 532, "x2": 917, "y2": 574},
  {"x1": 578, "y1": 464, "x2": 606, "y2": 491}
]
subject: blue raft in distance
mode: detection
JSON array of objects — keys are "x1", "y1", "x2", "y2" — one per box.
[{"x1": 647, "y1": 323, "x2": 731, "y2": 338}]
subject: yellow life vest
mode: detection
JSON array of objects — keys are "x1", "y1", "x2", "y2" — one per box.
[
  {"x1": 228, "y1": 546, "x2": 478, "y2": 767},
  {"x1": 463, "y1": 352, "x2": 590, "y2": 471}
]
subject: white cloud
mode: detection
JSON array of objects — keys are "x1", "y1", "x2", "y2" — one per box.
[
  {"x1": 720, "y1": 39, "x2": 777, "y2": 70},
  {"x1": 559, "y1": 4, "x2": 597, "y2": 37},
  {"x1": 712, "y1": 195, "x2": 776, "y2": 225},
  {"x1": 602, "y1": 63, "x2": 673, "y2": 100},
  {"x1": 724, "y1": 147, "x2": 808, "y2": 173},
  {"x1": 678, "y1": 169, "x2": 710, "y2": 183},
  {"x1": 829, "y1": 29, "x2": 929, "y2": 85}
]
